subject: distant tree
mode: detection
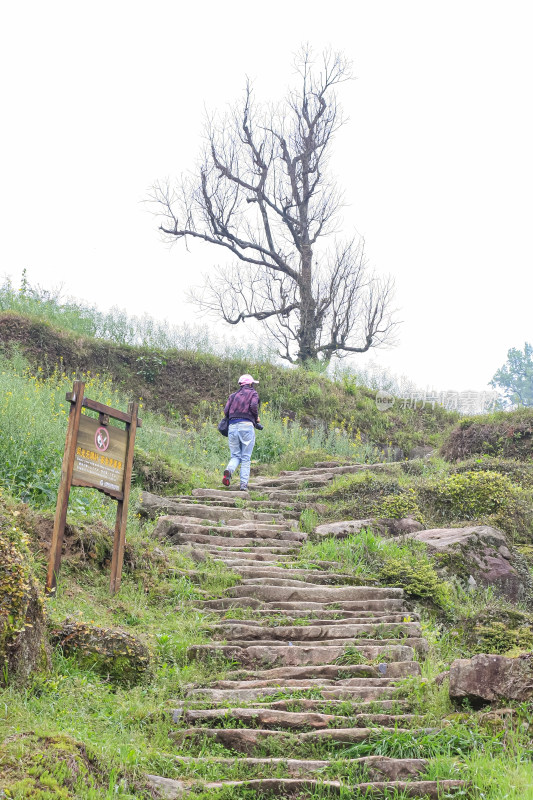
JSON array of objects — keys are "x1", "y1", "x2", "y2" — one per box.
[
  {"x1": 149, "y1": 47, "x2": 398, "y2": 365},
  {"x1": 490, "y1": 342, "x2": 533, "y2": 407}
]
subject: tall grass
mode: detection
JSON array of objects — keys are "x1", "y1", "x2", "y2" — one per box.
[
  {"x1": 0, "y1": 353, "x2": 378, "y2": 509},
  {"x1": 0, "y1": 273, "x2": 275, "y2": 361}
]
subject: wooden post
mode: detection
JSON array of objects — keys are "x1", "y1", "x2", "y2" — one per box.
[
  {"x1": 46, "y1": 380, "x2": 85, "y2": 593},
  {"x1": 109, "y1": 401, "x2": 138, "y2": 595}
]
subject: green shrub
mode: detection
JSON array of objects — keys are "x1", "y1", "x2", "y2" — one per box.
[
  {"x1": 452, "y1": 456, "x2": 533, "y2": 489},
  {"x1": 483, "y1": 488, "x2": 533, "y2": 543},
  {"x1": 379, "y1": 557, "x2": 451, "y2": 609},
  {"x1": 472, "y1": 621, "x2": 533, "y2": 655},
  {"x1": 322, "y1": 470, "x2": 401, "y2": 502},
  {"x1": 424, "y1": 470, "x2": 514, "y2": 520},
  {"x1": 376, "y1": 489, "x2": 424, "y2": 523}
]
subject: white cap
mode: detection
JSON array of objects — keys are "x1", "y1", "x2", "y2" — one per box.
[{"x1": 238, "y1": 374, "x2": 259, "y2": 384}]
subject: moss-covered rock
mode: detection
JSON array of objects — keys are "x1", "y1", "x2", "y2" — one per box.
[
  {"x1": 51, "y1": 619, "x2": 152, "y2": 687},
  {"x1": 409, "y1": 525, "x2": 532, "y2": 603},
  {"x1": 0, "y1": 731, "x2": 154, "y2": 798},
  {"x1": 472, "y1": 621, "x2": 533, "y2": 655},
  {"x1": 0, "y1": 495, "x2": 48, "y2": 686}
]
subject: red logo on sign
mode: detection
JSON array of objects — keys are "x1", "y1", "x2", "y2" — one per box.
[{"x1": 95, "y1": 427, "x2": 110, "y2": 452}]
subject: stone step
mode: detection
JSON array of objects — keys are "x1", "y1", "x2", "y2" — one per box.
[
  {"x1": 214, "y1": 613, "x2": 420, "y2": 625},
  {"x1": 227, "y1": 585, "x2": 404, "y2": 603},
  {"x1": 214, "y1": 622, "x2": 422, "y2": 641},
  {"x1": 206, "y1": 608, "x2": 418, "y2": 622},
  {"x1": 192, "y1": 488, "x2": 250, "y2": 500},
  {"x1": 249, "y1": 482, "x2": 332, "y2": 493},
  {"x1": 220, "y1": 661, "x2": 421, "y2": 682},
  {"x1": 202, "y1": 597, "x2": 409, "y2": 612},
  {"x1": 146, "y1": 499, "x2": 289, "y2": 523},
  {"x1": 268, "y1": 491, "x2": 307, "y2": 501},
  {"x1": 239, "y1": 576, "x2": 366, "y2": 588},
  {"x1": 249, "y1": 698, "x2": 411, "y2": 712},
  {"x1": 189, "y1": 545, "x2": 298, "y2": 555},
  {"x1": 208, "y1": 678, "x2": 399, "y2": 691},
  {"x1": 187, "y1": 643, "x2": 416, "y2": 667},
  {"x1": 179, "y1": 706, "x2": 419, "y2": 730},
  {"x1": 172, "y1": 497, "x2": 303, "y2": 517},
  {"x1": 184, "y1": 695, "x2": 410, "y2": 712},
  {"x1": 169, "y1": 754, "x2": 427, "y2": 780},
  {"x1": 215, "y1": 638, "x2": 428, "y2": 657},
  {"x1": 215, "y1": 558, "x2": 297, "y2": 567},
  {"x1": 250, "y1": 476, "x2": 334, "y2": 489},
  {"x1": 169, "y1": 725, "x2": 427, "y2": 750},
  {"x1": 170, "y1": 535, "x2": 300, "y2": 550},
  {"x1": 235, "y1": 569, "x2": 369, "y2": 585},
  {"x1": 147, "y1": 774, "x2": 466, "y2": 799},
  {"x1": 282, "y1": 461, "x2": 399, "y2": 478},
  {"x1": 157, "y1": 517, "x2": 304, "y2": 541},
  {"x1": 185, "y1": 685, "x2": 403, "y2": 702}
]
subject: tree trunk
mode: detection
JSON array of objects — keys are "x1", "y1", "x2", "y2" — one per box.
[{"x1": 297, "y1": 243, "x2": 318, "y2": 363}]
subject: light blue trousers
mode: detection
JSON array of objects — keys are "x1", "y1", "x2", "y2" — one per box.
[{"x1": 227, "y1": 421, "x2": 255, "y2": 487}]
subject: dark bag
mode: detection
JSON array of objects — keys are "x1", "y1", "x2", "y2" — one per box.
[
  {"x1": 217, "y1": 417, "x2": 229, "y2": 437},
  {"x1": 217, "y1": 391, "x2": 235, "y2": 437}
]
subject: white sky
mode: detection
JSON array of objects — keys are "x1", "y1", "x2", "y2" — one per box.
[{"x1": 1, "y1": 0, "x2": 532, "y2": 392}]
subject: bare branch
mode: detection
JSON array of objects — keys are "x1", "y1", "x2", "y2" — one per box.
[{"x1": 149, "y1": 46, "x2": 398, "y2": 365}]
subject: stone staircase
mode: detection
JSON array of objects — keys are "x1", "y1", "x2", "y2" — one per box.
[{"x1": 144, "y1": 462, "x2": 468, "y2": 798}]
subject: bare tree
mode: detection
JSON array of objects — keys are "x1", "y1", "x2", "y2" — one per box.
[{"x1": 150, "y1": 47, "x2": 398, "y2": 364}]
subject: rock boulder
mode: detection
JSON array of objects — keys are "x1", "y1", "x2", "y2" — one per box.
[
  {"x1": 406, "y1": 525, "x2": 531, "y2": 602},
  {"x1": 314, "y1": 517, "x2": 423, "y2": 540},
  {"x1": 1, "y1": 521, "x2": 49, "y2": 686},
  {"x1": 314, "y1": 519, "x2": 380, "y2": 539},
  {"x1": 51, "y1": 619, "x2": 151, "y2": 687},
  {"x1": 449, "y1": 653, "x2": 533, "y2": 705}
]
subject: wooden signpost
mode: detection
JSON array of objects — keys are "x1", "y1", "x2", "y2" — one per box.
[{"x1": 46, "y1": 381, "x2": 141, "y2": 595}]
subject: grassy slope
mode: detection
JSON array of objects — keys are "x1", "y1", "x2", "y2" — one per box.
[
  {"x1": 0, "y1": 312, "x2": 457, "y2": 452},
  {"x1": 2, "y1": 478, "x2": 533, "y2": 798},
  {"x1": 1, "y1": 315, "x2": 532, "y2": 798}
]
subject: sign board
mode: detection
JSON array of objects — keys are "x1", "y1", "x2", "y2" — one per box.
[
  {"x1": 46, "y1": 381, "x2": 141, "y2": 595},
  {"x1": 72, "y1": 415, "x2": 127, "y2": 496}
]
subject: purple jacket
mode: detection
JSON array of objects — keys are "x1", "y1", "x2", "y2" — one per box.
[{"x1": 224, "y1": 385, "x2": 259, "y2": 424}]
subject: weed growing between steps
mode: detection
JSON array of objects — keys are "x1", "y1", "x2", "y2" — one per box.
[{"x1": 296, "y1": 530, "x2": 452, "y2": 609}]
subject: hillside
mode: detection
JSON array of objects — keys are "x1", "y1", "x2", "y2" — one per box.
[
  {"x1": 1, "y1": 312, "x2": 532, "y2": 799},
  {"x1": 0, "y1": 311, "x2": 456, "y2": 455}
]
